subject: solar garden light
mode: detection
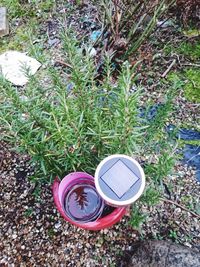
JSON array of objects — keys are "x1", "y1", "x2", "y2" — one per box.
[
  {"x1": 53, "y1": 154, "x2": 145, "y2": 230},
  {"x1": 95, "y1": 154, "x2": 145, "y2": 207}
]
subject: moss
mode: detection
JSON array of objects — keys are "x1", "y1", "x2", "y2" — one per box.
[
  {"x1": 0, "y1": 27, "x2": 30, "y2": 54},
  {"x1": 164, "y1": 40, "x2": 200, "y2": 60},
  {"x1": 167, "y1": 72, "x2": 181, "y2": 82},
  {"x1": 0, "y1": 16, "x2": 40, "y2": 55},
  {"x1": 184, "y1": 69, "x2": 200, "y2": 103},
  {"x1": 179, "y1": 41, "x2": 200, "y2": 60},
  {"x1": 167, "y1": 67, "x2": 200, "y2": 104},
  {"x1": 0, "y1": 39, "x2": 18, "y2": 54},
  {"x1": 1, "y1": 0, "x2": 54, "y2": 19}
]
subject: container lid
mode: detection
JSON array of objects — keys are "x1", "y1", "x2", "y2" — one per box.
[{"x1": 94, "y1": 154, "x2": 145, "y2": 206}]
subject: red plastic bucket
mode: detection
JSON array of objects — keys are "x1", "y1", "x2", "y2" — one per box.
[{"x1": 52, "y1": 172, "x2": 126, "y2": 230}]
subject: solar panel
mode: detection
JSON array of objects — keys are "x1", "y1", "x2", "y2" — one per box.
[{"x1": 100, "y1": 160, "x2": 139, "y2": 198}]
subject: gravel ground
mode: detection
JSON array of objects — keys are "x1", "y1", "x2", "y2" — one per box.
[
  {"x1": 0, "y1": 142, "x2": 199, "y2": 266},
  {"x1": 0, "y1": 142, "x2": 138, "y2": 266}
]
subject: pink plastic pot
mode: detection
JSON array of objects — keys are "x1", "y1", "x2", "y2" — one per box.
[{"x1": 52, "y1": 172, "x2": 126, "y2": 230}]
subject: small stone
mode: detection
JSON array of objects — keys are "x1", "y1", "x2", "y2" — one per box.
[
  {"x1": 0, "y1": 51, "x2": 41, "y2": 86},
  {"x1": 48, "y1": 38, "x2": 60, "y2": 47},
  {"x1": 86, "y1": 243, "x2": 90, "y2": 248},
  {"x1": 55, "y1": 222, "x2": 61, "y2": 229},
  {"x1": 12, "y1": 234, "x2": 17, "y2": 239},
  {"x1": 185, "y1": 242, "x2": 192, "y2": 248},
  {"x1": 20, "y1": 95, "x2": 29, "y2": 102},
  {"x1": 0, "y1": 7, "x2": 9, "y2": 37},
  {"x1": 89, "y1": 47, "x2": 97, "y2": 57},
  {"x1": 175, "y1": 208, "x2": 181, "y2": 213},
  {"x1": 103, "y1": 229, "x2": 108, "y2": 234}
]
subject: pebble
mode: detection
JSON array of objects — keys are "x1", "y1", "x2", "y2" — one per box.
[
  {"x1": 175, "y1": 208, "x2": 181, "y2": 213},
  {"x1": 185, "y1": 242, "x2": 192, "y2": 248},
  {"x1": 54, "y1": 222, "x2": 62, "y2": 229}
]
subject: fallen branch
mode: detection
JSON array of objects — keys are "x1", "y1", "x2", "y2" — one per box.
[
  {"x1": 161, "y1": 197, "x2": 200, "y2": 219},
  {"x1": 55, "y1": 59, "x2": 73, "y2": 69},
  {"x1": 161, "y1": 59, "x2": 176, "y2": 78}
]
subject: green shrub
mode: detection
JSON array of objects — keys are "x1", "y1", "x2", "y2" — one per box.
[
  {"x1": 0, "y1": 30, "x2": 182, "y2": 228},
  {"x1": 0, "y1": 31, "x2": 143, "y2": 183}
]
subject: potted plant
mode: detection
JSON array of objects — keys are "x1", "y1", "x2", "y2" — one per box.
[{"x1": 53, "y1": 172, "x2": 126, "y2": 230}]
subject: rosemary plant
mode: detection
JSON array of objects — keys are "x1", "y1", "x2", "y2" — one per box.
[
  {"x1": 0, "y1": 30, "x2": 182, "y2": 228},
  {"x1": 0, "y1": 30, "x2": 143, "y2": 183}
]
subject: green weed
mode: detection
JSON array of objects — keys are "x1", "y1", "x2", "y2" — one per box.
[
  {"x1": 32, "y1": 184, "x2": 42, "y2": 199},
  {"x1": 1, "y1": 0, "x2": 27, "y2": 18},
  {"x1": 24, "y1": 207, "x2": 33, "y2": 217},
  {"x1": 169, "y1": 229, "x2": 178, "y2": 240},
  {"x1": 48, "y1": 228, "x2": 56, "y2": 238},
  {"x1": 183, "y1": 28, "x2": 200, "y2": 38},
  {"x1": 164, "y1": 40, "x2": 200, "y2": 60},
  {"x1": 179, "y1": 139, "x2": 200, "y2": 146},
  {"x1": 184, "y1": 69, "x2": 200, "y2": 103},
  {"x1": 130, "y1": 205, "x2": 147, "y2": 229},
  {"x1": 37, "y1": 0, "x2": 55, "y2": 12},
  {"x1": 141, "y1": 186, "x2": 160, "y2": 206},
  {"x1": 144, "y1": 152, "x2": 175, "y2": 184}
]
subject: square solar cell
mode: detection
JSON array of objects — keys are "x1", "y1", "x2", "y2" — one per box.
[{"x1": 100, "y1": 160, "x2": 139, "y2": 198}]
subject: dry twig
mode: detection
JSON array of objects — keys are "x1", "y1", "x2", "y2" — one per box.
[
  {"x1": 55, "y1": 59, "x2": 73, "y2": 69},
  {"x1": 181, "y1": 63, "x2": 200, "y2": 68},
  {"x1": 161, "y1": 197, "x2": 200, "y2": 219},
  {"x1": 161, "y1": 59, "x2": 176, "y2": 78}
]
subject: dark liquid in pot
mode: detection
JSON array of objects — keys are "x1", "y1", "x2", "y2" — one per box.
[
  {"x1": 101, "y1": 205, "x2": 116, "y2": 217},
  {"x1": 64, "y1": 184, "x2": 103, "y2": 222}
]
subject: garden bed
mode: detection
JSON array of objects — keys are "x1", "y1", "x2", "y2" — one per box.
[{"x1": 0, "y1": 1, "x2": 199, "y2": 266}]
